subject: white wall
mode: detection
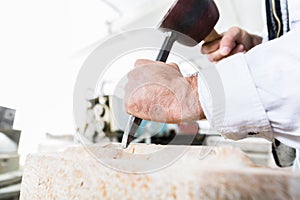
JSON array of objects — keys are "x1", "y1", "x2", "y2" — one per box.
[{"x1": 0, "y1": 0, "x2": 111, "y2": 163}]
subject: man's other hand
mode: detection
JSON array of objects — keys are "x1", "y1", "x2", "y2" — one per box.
[{"x1": 201, "y1": 27, "x2": 262, "y2": 62}]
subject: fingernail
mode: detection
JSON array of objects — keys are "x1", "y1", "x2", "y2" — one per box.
[{"x1": 221, "y1": 47, "x2": 230, "y2": 55}]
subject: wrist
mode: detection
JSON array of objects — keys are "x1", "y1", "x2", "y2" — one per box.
[
  {"x1": 185, "y1": 73, "x2": 205, "y2": 120},
  {"x1": 186, "y1": 73, "x2": 198, "y2": 91}
]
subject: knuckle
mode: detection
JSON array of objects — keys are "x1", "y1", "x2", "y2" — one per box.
[
  {"x1": 134, "y1": 59, "x2": 144, "y2": 67},
  {"x1": 168, "y1": 62, "x2": 180, "y2": 71},
  {"x1": 222, "y1": 33, "x2": 234, "y2": 42},
  {"x1": 134, "y1": 59, "x2": 152, "y2": 67},
  {"x1": 127, "y1": 69, "x2": 138, "y2": 79},
  {"x1": 229, "y1": 26, "x2": 240, "y2": 33},
  {"x1": 226, "y1": 27, "x2": 242, "y2": 39}
]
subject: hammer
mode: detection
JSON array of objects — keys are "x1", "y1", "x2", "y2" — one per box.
[{"x1": 122, "y1": 0, "x2": 220, "y2": 148}]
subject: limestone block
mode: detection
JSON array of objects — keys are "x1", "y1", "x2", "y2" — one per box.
[{"x1": 20, "y1": 144, "x2": 300, "y2": 200}]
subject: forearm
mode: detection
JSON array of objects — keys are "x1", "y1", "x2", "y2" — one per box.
[{"x1": 198, "y1": 53, "x2": 273, "y2": 141}]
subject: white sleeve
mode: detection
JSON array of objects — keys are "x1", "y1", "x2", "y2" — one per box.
[{"x1": 198, "y1": 26, "x2": 300, "y2": 149}]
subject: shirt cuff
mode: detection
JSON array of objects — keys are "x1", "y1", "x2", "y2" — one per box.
[{"x1": 198, "y1": 53, "x2": 273, "y2": 141}]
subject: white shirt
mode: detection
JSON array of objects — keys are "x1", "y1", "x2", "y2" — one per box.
[{"x1": 198, "y1": 0, "x2": 300, "y2": 150}]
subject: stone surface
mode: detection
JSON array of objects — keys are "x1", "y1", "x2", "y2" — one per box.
[{"x1": 20, "y1": 144, "x2": 300, "y2": 200}]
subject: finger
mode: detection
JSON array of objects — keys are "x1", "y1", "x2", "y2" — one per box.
[
  {"x1": 208, "y1": 43, "x2": 245, "y2": 62},
  {"x1": 228, "y1": 44, "x2": 245, "y2": 56},
  {"x1": 208, "y1": 49, "x2": 226, "y2": 62},
  {"x1": 201, "y1": 39, "x2": 220, "y2": 54},
  {"x1": 219, "y1": 27, "x2": 242, "y2": 56},
  {"x1": 134, "y1": 59, "x2": 154, "y2": 67}
]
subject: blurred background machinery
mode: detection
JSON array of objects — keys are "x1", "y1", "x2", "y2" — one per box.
[{"x1": 0, "y1": 106, "x2": 22, "y2": 200}]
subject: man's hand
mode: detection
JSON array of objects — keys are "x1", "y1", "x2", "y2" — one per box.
[
  {"x1": 201, "y1": 27, "x2": 262, "y2": 62},
  {"x1": 124, "y1": 59, "x2": 204, "y2": 123}
]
